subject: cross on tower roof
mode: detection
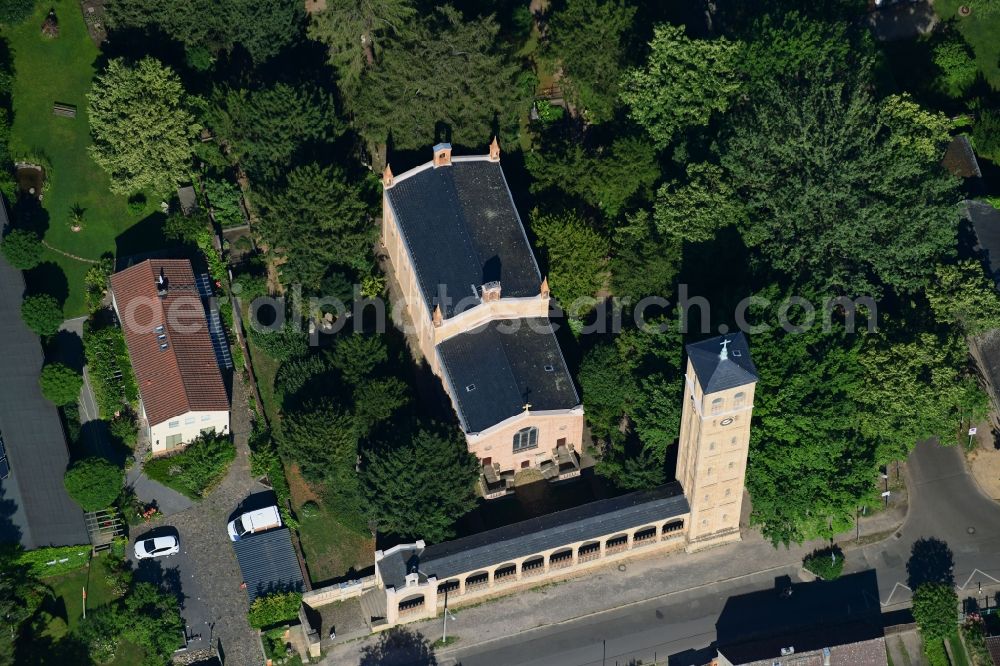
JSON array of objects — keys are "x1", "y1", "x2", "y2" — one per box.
[{"x1": 720, "y1": 338, "x2": 730, "y2": 360}]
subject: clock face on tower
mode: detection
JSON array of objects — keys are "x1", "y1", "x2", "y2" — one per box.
[{"x1": 720, "y1": 417, "x2": 734, "y2": 426}]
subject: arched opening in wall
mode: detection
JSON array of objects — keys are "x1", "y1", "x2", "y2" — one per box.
[
  {"x1": 578, "y1": 541, "x2": 601, "y2": 562},
  {"x1": 398, "y1": 594, "x2": 426, "y2": 616},
  {"x1": 605, "y1": 534, "x2": 629, "y2": 554},
  {"x1": 549, "y1": 548, "x2": 573, "y2": 569},
  {"x1": 734, "y1": 392, "x2": 746, "y2": 409},
  {"x1": 494, "y1": 563, "x2": 517, "y2": 583},
  {"x1": 437, "y1": 579, "x2": 460, "y2": 597},
  {"x1": 522, "y1": 556, "x2": 545, "y2": 577},
  {"x1": 711, "y1": 398, "x2": 724, "y2": 415},
  {"x1": 465, "y1": 571, "x2": 489, "y2": 592},
  {"x1": 632, "y1": 526, "x2": 657, "y2": 547},
  {"x1": 662, "y1": 520, "x2": 685, "y2": 539}
]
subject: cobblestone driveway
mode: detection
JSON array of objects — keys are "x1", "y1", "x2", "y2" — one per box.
[{"x1": 129, "y1": 373, "x2": 266, "y2": 665}]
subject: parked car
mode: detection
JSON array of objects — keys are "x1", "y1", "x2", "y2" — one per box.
[
  {"x1": 134, "y1": 534, "x2": 179, "y2": 559},
  {"x1": 227, "y1": 505, "x2": 282, "y2": 541}
]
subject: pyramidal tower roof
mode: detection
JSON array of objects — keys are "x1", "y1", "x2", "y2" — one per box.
[{"x1": 686, "y1": 332, "x2": 758, "y2": 394}]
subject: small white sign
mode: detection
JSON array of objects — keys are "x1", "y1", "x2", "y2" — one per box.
[
  {"x1": 969, "y1": 427, "x2": 978, "y2": 436},
  {"x1": 881, "y1": 491, "x2": 891, "y2": 498}
]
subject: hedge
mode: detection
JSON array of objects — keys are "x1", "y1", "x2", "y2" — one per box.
[
  {"x1": 19, "y1": 545, "x2": 91, "y2": 578},
  {"x1": 247, "y1": 591, "x2": 303, "y2": 629}
]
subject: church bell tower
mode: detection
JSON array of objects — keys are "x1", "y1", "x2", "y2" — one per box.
[{"x1": 677, "y1": 332, "x2": 758, "y2": 551}]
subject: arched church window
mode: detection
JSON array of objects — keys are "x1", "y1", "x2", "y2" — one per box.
[
  {"x1": 513, "y1": 427, "x2": 538, "y2": 452},
  {"x1": 734, "y1": 392, "x2": 746, "y2": 409},
  {"x1": 711, "y1": 398, "x2": 724, "y2": 415}
]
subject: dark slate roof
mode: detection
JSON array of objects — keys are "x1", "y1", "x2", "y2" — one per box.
[
  {"x1": 686, "y1": 332, "x2": 758, "y2": 395},
  {"x1": 716, "y1": 570, "x2": 885, "y2": 665},
  {"x1": 0, "y1": 200, "x2": 88, "y2": 549},
  {"x1": 436, "y1": 318, "x2": 579, "y2": 432},
  {"x1": 385, "y1": 159, "x2": 542, "y2": 317},
  {"x1": 942, "y1": 136, "x2": 982, "y2": 179},
  {"x1": 967, "y1": 200, "x2": 1000, "y2": 285},
  {"x1": 379, "y1": 484, "x2": 689, "y2": 589},
  {"x1": 231, "y1": 528, "x2": 305, "y2": 602}
]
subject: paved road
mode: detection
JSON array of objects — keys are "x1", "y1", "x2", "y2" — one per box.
[{"x1": 423, "y1": 440, "x2": 1000, "y2": 666}]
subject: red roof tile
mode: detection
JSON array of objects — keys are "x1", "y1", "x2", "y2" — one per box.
[{"x1": 110, "y1": 259, "x2": 229, "y2": 426}]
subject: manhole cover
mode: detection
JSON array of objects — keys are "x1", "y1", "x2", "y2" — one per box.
[
  {"x1": 968, "y1": 526, "x2": 976, "y2": 535},
  {"x1": 618, "y1": 564, "x2": 627, "y2": 572}
]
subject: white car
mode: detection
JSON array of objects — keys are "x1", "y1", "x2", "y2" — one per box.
[
  {"x1": 134, "y1": 535, "x2": 179, "y2": 560},
  {"x1": 227, "y1": 505, "x2": 282, "y2": 541}
]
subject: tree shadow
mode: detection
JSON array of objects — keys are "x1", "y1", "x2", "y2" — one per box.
[
  {"x1": 11, "y1": 194, "x2": 49, "y2": 237},
  {"x1": 358, "y1": 628, "x2": 437, "y2": 666},
  {"x1": 15, "y1": 620, "x2": 92, "y2": 666},
  {"x1": 114, "y1": 210, "x2": 170, "y2": 267},
  {"x1": 132, "y1": 546, "x2": 188, "y2": 610},
  {"x1": 906, "y1": 537, "x2": 955, "y2": 589},
  {"x1": 49, "y1": 329, "x2": 84, "y2": 372},
  {"x1": 0, "y1": 477, "x2": 24, "y2": 545},
  {"x1": 24, "y1": 261, "x2": 69, "y2": 305}
]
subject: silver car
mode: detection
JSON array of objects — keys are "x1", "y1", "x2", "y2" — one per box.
[{"x1": 134, "y1": 535, "x2": 179, "y2": 559}]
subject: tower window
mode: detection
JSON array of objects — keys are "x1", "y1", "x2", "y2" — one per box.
[
  {"x1": 513, "y1": 427, "x2": 538, "y2": 452},
  {"x1": 706, "y1": 467, "x2": 713, "y2": 476},
  {"x1": 730, "y1": 437, "x2": 737, "y2": 446},
  {"x1": 725, "y1": 488, "x2": 731, "y2": 497},
  {"x1": 728, "y1": 462, "x2": 735, "y2": 470},
  {"x1": 711, "y1": 398, "x2": 724, "y2": 415},
  {"x1": 709, "y1": 442, "x2": 715, "y2": 451},
  {"x1": 734, "y1": 392, "x2": 746, "y2": 408}
]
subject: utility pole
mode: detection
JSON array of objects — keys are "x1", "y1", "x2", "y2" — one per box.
[
  {"x1": 442, "y1": 588, "x2": 448, "y2": 644},
  {"x1": 603, "y1": 639, "x2": 607, "y2": 666}
]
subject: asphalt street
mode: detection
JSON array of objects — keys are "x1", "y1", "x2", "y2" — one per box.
[{"x1": 443, "y1": 439, "x2": 1000, "y2": 666}]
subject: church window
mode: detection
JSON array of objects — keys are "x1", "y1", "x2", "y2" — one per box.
[
  {"x1": 711, "y1": 398, "x2": 724, "y2": 415},
  {"x1": 513, "y1": 427, "x2": 538, "y2": 452},
  {"x1": 734, "y1": 392, "x2": 746, "y2": 408}
]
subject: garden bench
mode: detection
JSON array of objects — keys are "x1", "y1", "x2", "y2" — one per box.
[{"x1": 52, "y1": 103, "x2": 77, "y2": 118}]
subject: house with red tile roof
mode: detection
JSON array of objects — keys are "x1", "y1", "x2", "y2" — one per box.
[{"x1": 110, "y1": 259, "x2": 230, "y2": 454}]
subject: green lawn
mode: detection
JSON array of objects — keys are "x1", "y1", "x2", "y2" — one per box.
[
  {"x1": 296, "y1": 499, "x2": 374, "y2": 586},
  {"x1": 2, "y1": 0, "x2": 162, "y2": 316},
  {"x1": 934, "y1": 0, "x2": 1000, "y2": 90},
  {"x1": 947, "y1": 633, "x2": 972, "y2": 666}
]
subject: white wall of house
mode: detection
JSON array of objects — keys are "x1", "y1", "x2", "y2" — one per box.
[{"x1": 149, "y1": 409, "x2": 230, "y2": 455}]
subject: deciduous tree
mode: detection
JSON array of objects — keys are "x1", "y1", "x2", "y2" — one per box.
[
  {"x1": 39, "y1": 363, "x2": 83, "y2": 406},
  {"x1": 531, "y1": 211, "x2": 609, "y2": 318},
  {"x1": 1, "y1": 229, "x2": 43, "y2": 270},
  {"x1": 926, "y1": 260, "x2": 1000, "y2": 335},
  {"x1": 621, "y1": 24, "x2": 741, "y2": 146},
  {"x1": 654, "y1": 162, "x2": 743, "y2": 243},
  {"x1": 63, "y1": 457, "x2": 124, "y2": 511},
  {"x1": 87, "y1": 57, "x2": 199, "y2": 195},
  {"x1": 362, "y1": 429, "x2": 479, "y2": 542},
  {"x1": 20, "y1": 293, "x2": 63, "y2": 337}
]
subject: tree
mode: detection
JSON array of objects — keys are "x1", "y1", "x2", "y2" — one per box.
[
  {"x1": 526, "y1": 133, "x2": 660, "y2": 220},
  {"x1": 247, "y1": 591, "x2": 303, "y2": 629},
  {"x1": 39, "y1": 363, "x2": 83, "y2": 406},
  {"x1": 578, "y1": 343, "x2": 638, "y2": 446},
  {"x1": 911, "y1": 583, "x2": 959, "y2": 642},
  {"x1": 933, "y1": 31, "x2": 978, "y2": 98},
  {"x1": 531, "y1": 211, "x2": 609, "y2": 318},
  {"x1": 609, "y1": 210, "x2": 681, "y2": 302},
  {"x1": 1, "y1": 228, "x2": 43, "y2": 270},
  {"x1": 206, "y1": 84, "x2": 341, "y2": 183},
  {"x1": 972, "y1": 109, "x2": 1000, "y2": 162},
  {"x1": 355, "y1": 6, "x2": 532, "y2": 152},
  {"x1": 330, "y1": 334, "x2": 389, "y2": 384},
  {"x1": 256, "y1": 163, "x2": 373, "y2": 289},
  {"x1": 307, "y1": 0, "x2": 416, "y2": 100},
  {"x1": 362, "y1": 429, "x2": 479, "y2": 542},
  {"x1": 0, "y1": 0, "x2": 35, "y2": 26},
  {"x1": 20, "y1": 293, "x2": 63, "y2": 337},
  {"x1": 63, "y1": 457, "x2": 124, "y2": 511},
  {"x1": 0, "y1": 545, "x2": 46, "y2": 665},
  {"x1": 654, "y1": 162, "x2": 743, "y2": 243},
  {"x1": 353, "y1": 377, "x2": 409, "y2": 436},
  {"x1": 544, "y1": 0, "x2": 637, "y2": 124},
  {"x1": 106, "y1": 0, "x2": 304, "y2": 68},
  {"x1": 926, "y1": 261, "x2": 1000, "y2": 335},
  {"x1": 720, "y1": 72, "x2": 958, "y2": 295},
  {"x1": 80, "y1": 581, "x2": 184, "y2": 664},
  {"x1": 278, "y1": 401, "x2": 357, "y2": 483},
  {"x1": 621, "y1": 24, "x2": 741, "y2": 146},
  {"x1": 87, "y1": 57, "x2": 199, "y2": 195}
]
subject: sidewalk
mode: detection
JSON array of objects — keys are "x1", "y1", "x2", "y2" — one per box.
[{"x1": 319, "y1": 505, "x2": 906, "y2": 664}]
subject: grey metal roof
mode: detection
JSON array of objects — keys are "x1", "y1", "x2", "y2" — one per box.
[
  {"x1": 967, "y1": 199, "x2": 1000, "y2": 285},
  {"x1": 0, "y1": 199, "x2": 88, "y2": 549},
  {"x1": 380, "y1": 484, "x2": 689, "y2": 589},
  {"x1": 385, "y1": 159, "x2": 542, "y2": 318},
  {"x1": 437, "y1": 318, "x2": 579, "y2": 432},
  {"x1": 686, "y1": 332, "x2": 758, "y2": 395},
  {"x1": 231, "y1": 528, "x2": 305, "y2": 602}
]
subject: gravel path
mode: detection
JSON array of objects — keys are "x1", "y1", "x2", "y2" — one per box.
[{"x1": 128, "y1": 371, "x2": 266, "y2": 665}]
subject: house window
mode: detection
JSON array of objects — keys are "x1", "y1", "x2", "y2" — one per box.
[
  {"x1": 513, "y1": 427, "x2": 538, "y2": 452},
  {"x1": 184, "y1": 416, "x2": 196, "y2": 425},
  {"x1": 201, "y1": 414, "x2": 212, "y2": 422},
  {"x1": 168, "y1": 420, "x2": 180, "y2": 429},
  {"x1": 734, "y1": 392, "x2": 746, "y2": 409},
  {"x1": 165, "y1": 434, "x2": 183, "y2": 449},
  {"x1": 711, "y1": 398, "x2": 723, "y2": 415}
]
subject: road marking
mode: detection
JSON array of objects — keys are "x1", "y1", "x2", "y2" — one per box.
[
  {"x1": 958, "y1": 569, "x2": 1000, "y2": 589},
  {"x1": 880, "y1": 582, "x2": 911, "y2": 607}
]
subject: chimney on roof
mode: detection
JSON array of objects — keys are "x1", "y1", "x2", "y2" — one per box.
[
  {"x1": 433, "y1": 142, "x2": 452, "y2": 167},
  {"x1": 156, "y1": 268, "x2": 168, "y2": 298},
  {"x1": 382, "y1": 163, "x2": 394, "y2": 188},
  {"x1": 489, "y1": 136, "x2": 500, "y2": 162},
  {"x1": 540, "y1": 276, "x2": 550, "y2": 299},
  {"x1": 481, "y1": 281, "x2": 501, "y2": 303}
]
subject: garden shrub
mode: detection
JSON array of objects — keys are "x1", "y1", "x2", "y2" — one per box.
[
  {"x1": 923, "y1": 637, "x2": 949, "y2": 666},
  {"x1": 63, "y1": 457, "x2": 124, "y2": 511},
  {"x1": 143, "y1": 433, "x2": 236, "y2": 499},
  {"x1": 84, "y1": 324, "x2": 139, "y2": 417},
  {"x1": 39, "y1": 363, "x2": 83, "y2": 406},
  {"x1": 20, "y1": 293, "x2": 63, "y2": 337},
  {"x1": 973, "y1": 109, "x2": 1000, "y2": 162},
  {"x1": 126, "y1": 193, "x2": 146, "y2": 215},
  {"x1": 247, "y1": 591, "x2": 303, "y2": 629},
  {"x1": 0, "y1": 0, "x2": 35, "y2": 27},
  {"x1": 803, "y1": 547, "x2": 844, "y2": 580},
  {"x1": 299, "y1": 501, "x2": 320, "y2": 519},
  {"x1": 203, "y1": 177, "x2": 244, "y2": 227},
  {"x1": 1, "y1": 228, "x2": 43, "y2": 269},
  {"x1": 18, "y1": 545, "x2": 91, "y2": 578}
]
